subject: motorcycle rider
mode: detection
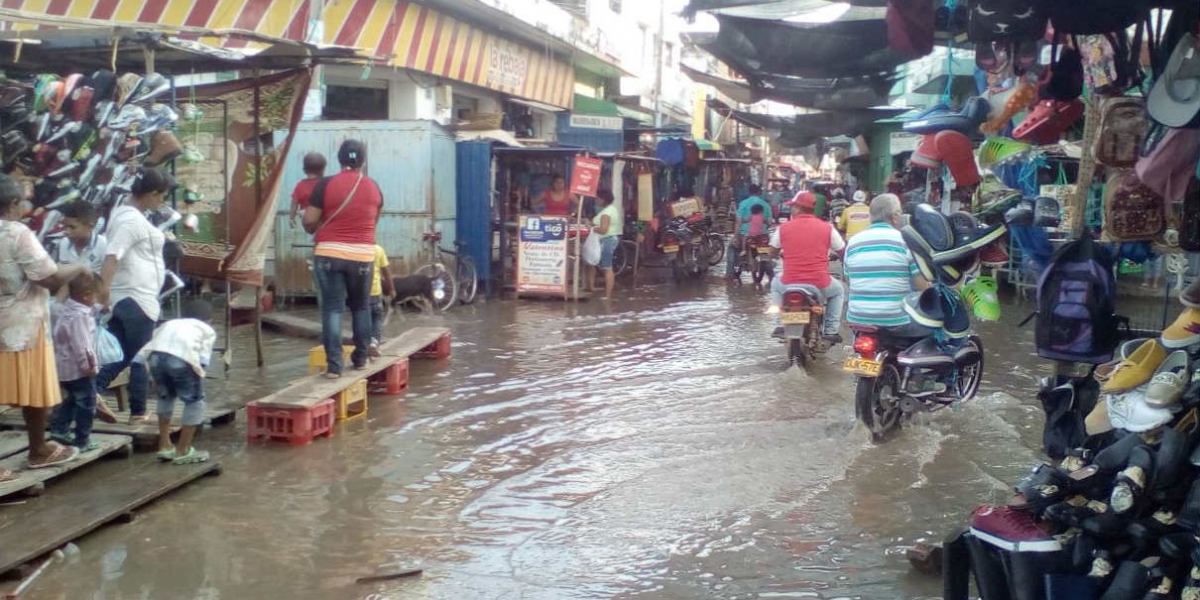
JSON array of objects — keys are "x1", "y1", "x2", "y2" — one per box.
[
  {"x1": 769, "y1": 191, "x2": 846, "y2": 343},
  {"x1": 837, "y1": 190, "x2": 872, "y2": 239},
  {"x1": 726, "y1": 184, "x2": 773, "y2": 279},
  {"x1": 844, "y1": 194, "x2": 943, "y2": 395}
]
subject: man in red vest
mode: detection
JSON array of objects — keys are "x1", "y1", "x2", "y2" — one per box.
[{"x1": 769, "y1": 191, "x2": 846, "y2": 342}]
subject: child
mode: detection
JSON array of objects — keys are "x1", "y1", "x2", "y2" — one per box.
[
  {"x1": 289, "y1": 152, "x2": 327, "y2": 228},
  {"x1": 369, "y1": 244, "x2": 394, "y2": 356},
  {"x1": 52, "y1": 201, "x2": 107, "y2": 274},
  {"x1": 138, "y1": 299, "x2": 217, "y2": 464},
  {"x1": 747, "y1": 203, "x2": 767, "y2": 237},
  {"x1": 49, "y1": 273, "x2": 100, "y2": 452}
]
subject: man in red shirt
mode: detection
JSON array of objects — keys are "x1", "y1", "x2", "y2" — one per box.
[
  {"x1": 302, "y1": 140, "x2": 384, "y2": 377},
  {"x1": 289, "y1": 152, "x2": 327, "y2": 228},
  {"x1": 769, "y1": 191, "x2": 846, "y2": 342}
]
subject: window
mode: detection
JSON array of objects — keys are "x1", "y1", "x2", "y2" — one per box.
[
  {"x1": 609, "y1": 0, "x2": 621, "y2": 13},
  {"x1": 323, "y1": 85, "x2": 388, "y2": 120},
  {"x1": 664, "y1": 42, "x2": 675, "y2": 67}
]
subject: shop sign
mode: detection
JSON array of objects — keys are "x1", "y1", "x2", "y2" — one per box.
[
  {"x1": 569, "y1": 114, "x2": 624, "y2": 130},
  {"x1": 488, "y1": 40, "x2": 529, "y2": 90},
  {"x1": 569, "y1": 155, "x2": 603, "y2": 197},
  {"x1": 517, "y1": 216, "x2": 569, "y2": 295},
  {"x1": 890, "y1": 132, "x2": 920, "y2": 155}
]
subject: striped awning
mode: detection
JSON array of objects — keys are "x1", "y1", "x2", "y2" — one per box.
[{"x1": 6, "y1": 0, "x2": 576, "y2": 109}]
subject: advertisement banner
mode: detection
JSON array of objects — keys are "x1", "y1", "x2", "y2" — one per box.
[
  {"x1": 569, "y1": 155, "x2": 603, "y2": 197},
  {"x1": 517, "y1": 215, "x2": 569, "y2": 296}
]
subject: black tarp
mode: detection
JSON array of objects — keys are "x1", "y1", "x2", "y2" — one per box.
[
  {"x1": 684, "y1": 0, "x2": 888, "y2": 19},
  {"x1": 680, "y1": 61, "x2": 897, "y2": 109},
  {"x1": 696, "y1": 15, "x2": 917, "y2": 79}
]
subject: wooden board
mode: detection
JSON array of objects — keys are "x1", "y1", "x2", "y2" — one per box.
[
  {"x1": 261, "y1": 312, "x2": 349, "y2": 341},
  {"x1": 0, "y1": 398, "x2": 237, "y2": 446},
  {"x1": 0, "y1": 457, "x2": 219, "y2": 575},
  {"x1": 0, "y1": 434, "x2": 132, "y2": 500},
  {"x1": 255, "y1": 327, "x2": 449, "y2": 409},
  {"x1": 0, "y1": 432, "x2": 29, "y2": 461}
]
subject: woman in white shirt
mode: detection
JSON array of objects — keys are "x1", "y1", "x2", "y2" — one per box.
[{"x1": 97, "y1": 167, "x2": 168, "y2": 424}]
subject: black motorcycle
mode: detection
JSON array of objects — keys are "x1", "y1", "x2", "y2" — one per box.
[{"x1": 662, "y1": 216, "x2": 710, "y2": 283}]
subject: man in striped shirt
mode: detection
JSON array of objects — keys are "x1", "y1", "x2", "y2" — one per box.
[{"x1": 844, "y1": 194, "x2": 930, "y2": 336}]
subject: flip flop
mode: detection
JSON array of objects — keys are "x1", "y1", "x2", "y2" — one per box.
[
  {"x1": 27, "y1": 443, "x2": 79, "y2": 469},
  {"x1": 172, "y1": 448, "x2": 210, "y2": 465},
  {"x1": 0, "y1": 467, "x2": 16, "y2": 483},
  {"x1": 48, "y1": 431, "x2": 73, "y2": 446},
  {"x1": 76, "y1": 439, "x2": 100, "y2": 453},
  {"x1": 95, "y1": 400, "x2": 118, "y2": 424}
]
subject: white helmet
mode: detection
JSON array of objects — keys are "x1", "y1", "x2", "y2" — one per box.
[{"x1": 853, "y1": 190, "x2": 868, "y2": 203}]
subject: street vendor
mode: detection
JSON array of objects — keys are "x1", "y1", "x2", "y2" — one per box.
[{"x1": 538, "y1": 175, "x2": 576, "y2": 216}]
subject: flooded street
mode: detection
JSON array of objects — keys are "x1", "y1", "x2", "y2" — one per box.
[{"x1": 33, "y1": 278, "x2": 1060, "y2": 600}]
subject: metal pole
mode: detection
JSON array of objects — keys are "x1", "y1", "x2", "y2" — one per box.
[
  {"x1": 653, "y1": 0, "x2": 665, "y2": 128},
  {"x1": 252, "y1": 73, "x2": 264, "y2": 367}
]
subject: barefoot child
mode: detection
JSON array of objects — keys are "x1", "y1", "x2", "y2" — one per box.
[
  {"x1": 48, "y1": 273, "x2": 100, "y2": 451},
  {"x1": 137, "y1": 300, "x2": 217, "y2": 464}
]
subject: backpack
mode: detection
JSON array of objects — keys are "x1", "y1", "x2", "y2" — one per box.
[
  {"x1": 967, "y1": 0, "x2": 1046, "y2": 42},
  {"x1": 1104, "y1": 170, "x2": 1165, "y2": 240},
  {"x1": 1095, "y1": 97, "x2": 1148, "y2": 168},
  {"x1": 1031, "y1": 233, "x2": 1121, "y2": 364}
]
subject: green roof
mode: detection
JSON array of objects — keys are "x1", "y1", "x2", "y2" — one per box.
[{"x1": 573, "y1": 93, "x2": 621, "y2": 117}]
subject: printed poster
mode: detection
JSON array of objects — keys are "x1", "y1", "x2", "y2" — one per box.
[
  {"x1": 517, "y1": 215, "x2": 569, "y2": 296},
  {"x1": 569, "y1": 155, "x2": 603, "y2": 197}
]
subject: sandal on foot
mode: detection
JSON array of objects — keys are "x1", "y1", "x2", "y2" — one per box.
[
  {"x1": 27, "y1": 443, "x2": 79, "y2": 469},
  {"x1": 48, "y1": 431, "x2": 73, "y2": 446},
  {"x1": 75, "y1": 439, "x2": 100, "y2": 453},
  {"x1": 323, "y1": 372, "x2": 341, "y2": 380},
  {"x1": 156, "y1": 448, "x2": 176, "y2": 462},
  {"x1": 128, "y1": 414, "x2": 150, "y2": 425},
  {"x1": 172, "y1": 448, "x2": 209, "y2": 465},
  {"x1": 95, "y1": 400, "x2": 119, "y2": 424}
]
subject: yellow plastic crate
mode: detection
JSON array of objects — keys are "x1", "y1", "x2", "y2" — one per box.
[
  {"x1": 308, "y1": 345, "x2": 354, "y2": 374},
  {"x1": 334, "y1": 379, "x2": 368, "y2": 421}
]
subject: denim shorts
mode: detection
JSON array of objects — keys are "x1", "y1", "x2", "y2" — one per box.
[{"x1": 597, "y1": 236, "x2": 620, "y2": 269}]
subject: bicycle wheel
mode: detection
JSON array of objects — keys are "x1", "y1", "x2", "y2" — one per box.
[
  {"x1": 456, "y1": 255, "x2": 479, "y2": 304},
  {"x1": 613, "y1": 240, "x2": 635, "y2": 276},
  {"x1": 414, "y1": 263, "x2": 457, "y2": 311}
]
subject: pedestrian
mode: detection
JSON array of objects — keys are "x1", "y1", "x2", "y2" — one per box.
[
  {"x1": 369, "y1": 243, "x2": 394, "y2": 356},
  {"x1": 289, "y1": 152, "x2": 326, "y2": 229},
  {"x1": 591, "y1": 189, "x2": 622, "y2": 299},
  {"x1": 303, "y1": 139, "x2": 384, "y2": 378},
  {"x1": 138, "y1": 299, "x2": 216, "y2": 464},
  {"x1": 97, "y1": 167, "x2": 169, "y2": 424},
  {"x1": 51, "y1": 200, "x2": 107, "y2": 275},
  {"x1": 48, "y1": 273, "x2": 101, "y2": 451},
  {"x1": 0, "y1": 173, "x2": 88, "y2": 476}
]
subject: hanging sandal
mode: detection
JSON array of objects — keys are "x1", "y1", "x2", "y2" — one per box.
[
  {"x1": 27, "y1": 443, "x2": 79, "y2": 469},
  {"x1": 172, "y1": 448, "x2": 209, "y2": 465}
]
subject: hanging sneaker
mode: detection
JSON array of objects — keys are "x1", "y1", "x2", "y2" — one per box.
[
  {"x1": 970, "y1": 505, "x2": 1063, "y2": 552},
  {"x1": 962, "y1": 276, "x2": 1001, "y2": 322},
  {"x1": 1163, "y1": 308, "x2": 1200, "y2": 349}
]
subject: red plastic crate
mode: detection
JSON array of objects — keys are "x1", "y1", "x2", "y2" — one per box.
[
  {"x1": 414, "y1": 333, "x2": 451, "y2": 360},
  {"x1": 246, "y1": 398, "x2": 335, "y2": 445},
  {"x1": 369, "y1": 358, "x2": 409, "y2": 394}
]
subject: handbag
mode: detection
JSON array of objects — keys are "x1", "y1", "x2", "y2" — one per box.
[
  {"x1": 1104, "y1": 170, "x2": 1165, "y2": 240},
  {"x1": 581, "y1": 232, "x2": 601, "y2": 266}
]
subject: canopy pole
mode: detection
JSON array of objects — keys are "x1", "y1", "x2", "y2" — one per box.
[{"x1": 252, "y1": 71, "x2": 264, "y2": 367}]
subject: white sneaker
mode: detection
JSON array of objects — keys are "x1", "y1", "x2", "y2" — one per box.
[{"x1": 1145, "y1": 350, "x2": 1189, "y2": 407}]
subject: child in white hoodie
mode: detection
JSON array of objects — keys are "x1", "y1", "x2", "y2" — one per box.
[{"x1": 137, "y1": 300, "x2": 216, "y2": 464}]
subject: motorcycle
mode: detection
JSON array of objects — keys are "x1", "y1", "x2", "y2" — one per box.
[
  {"x1": 660, "y1": 216, "x2": 709, "y2": 283},
  {"x1": 685, "y1": 213, "x2": 725, "y2": 268},
  {"x1": 780, "y1": 286, "x2": 831, "y2": 368},
  {"x1": 845, "y1": 325, "x2": 984, "y2": 442},
  {"x1": 733, "y1": 233, "x2": 775, "y2": 285}
]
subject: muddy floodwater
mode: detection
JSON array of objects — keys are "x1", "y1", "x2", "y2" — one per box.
[{"x1": 31, "y1": 279, "x2": 1063, "y2": 600}]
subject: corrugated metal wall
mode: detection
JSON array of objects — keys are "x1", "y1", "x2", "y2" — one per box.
[
  {"x1": 556, "y1": 114, "x2": 622, "y2": 153},
  {"x1": 272, "y1": 120, "x2": 457, "y2": 297},
  {"x1": 455, "y1": 141, "x2": 494, "y2": 296}
]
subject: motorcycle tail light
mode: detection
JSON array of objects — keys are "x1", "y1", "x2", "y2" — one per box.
[
  {"x1": 854, "y1": 335, "x2": 877, "y2": 359},
  {"x1": 782, "y1": 292, "x2": 805, "y2": 309}
]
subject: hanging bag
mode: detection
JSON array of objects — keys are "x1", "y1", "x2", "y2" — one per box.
[
  {"x1": 1104, "y1": 170, "x2": 1165, "y2": 240},
  {"x1": 96, "y1": 316, "x2": 123, "y2": 366},
  {"x1": 582, "y1": 232, "x2": 601, "y2": 266},
  {"x1": 1095, "y1": 96, "x2": 1149, "y2": 168}
]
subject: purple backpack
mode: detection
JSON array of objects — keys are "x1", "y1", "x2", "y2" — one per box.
[{"x1": 1032, "y1": 233, "x2": 1122, "y2": 363}]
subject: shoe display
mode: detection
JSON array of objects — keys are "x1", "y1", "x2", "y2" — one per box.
[
  {"x1": 979, "y1": 241, "x2": 1009, "y2": 266},
  {"x1": 1102, "y1": 340, "x2": 1167, "y2": 393},
  {"x1": 970, "y1": 505, "x2": 1063, "y2": 552},
  {"x1": 1146, "y1": 351, "x2": 1190, "y2": 408},
  {"x1": 1163, "y1": 308, "x2": 1200, "y2": 349},
  {"x1": 903, "y1": 287, "x2": 945, "y2": 328},
  {"x1": 962, "y1": 276, "x2": 1001, "y2": 321}
]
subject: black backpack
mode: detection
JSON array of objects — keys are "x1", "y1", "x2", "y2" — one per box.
[
  {"x1": 968, "y1": 0, "x2": 1047, "y2": 41},
  {"x1": 1027, "y1": 233, "x2": 1124, "y2": 363}
]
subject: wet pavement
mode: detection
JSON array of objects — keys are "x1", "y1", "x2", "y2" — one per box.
[{"x1": 30, "y1": 276, "x2": 1068, "y2": 600}]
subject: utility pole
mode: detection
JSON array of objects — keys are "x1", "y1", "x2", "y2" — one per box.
[{"x1": 653, "y1": 0, "x2": 665, "y2": 128}]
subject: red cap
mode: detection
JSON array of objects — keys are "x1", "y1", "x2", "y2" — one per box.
[{"x1": 789, "y1": 191, "x2": 817, "y2": 209}]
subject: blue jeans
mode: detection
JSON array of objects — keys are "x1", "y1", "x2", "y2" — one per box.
[
  {"x1": 50, "y1": 378, "x2": 97, "y2": 448},
  {"x1": 597, "y1": 236, "x2": 619, "y2": 269},
  {"x1": 313, "y1": 256, "x2": 373, "y2": 374},
  {"x1": 370, "y1": 295, "x2": 385, "y2": 345},
  {"x1": 96, "y1": 298, "x2": 156, "y2": 416},
  {"x1": 149, "y1": 353, "x2": 206, "y2": 427}
]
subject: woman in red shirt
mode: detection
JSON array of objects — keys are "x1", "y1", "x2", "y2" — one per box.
[
  {"x1": 540, "y1": 175, "x2": 573, "y2": 216},
  {"x1": 302, "y1": 140, "x2": 383, "y2": 377}
]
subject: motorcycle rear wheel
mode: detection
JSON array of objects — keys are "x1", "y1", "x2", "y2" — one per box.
[
  {"x1": 705, "y1": 233, "x2": 725, "y2": 266},
  {"x1": 955, "y1": 336, "x2": 985, "y2": 401},
  {"x1": 788, "y1": 338, "x2": 805, "y2": 368},
  {"x1": 856, "y1": 362, "x2": 902, "y2": 443}
]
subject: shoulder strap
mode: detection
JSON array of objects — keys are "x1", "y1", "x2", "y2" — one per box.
[{"x1": 319, "y1": 173, "x2": 364, "y2": 230}]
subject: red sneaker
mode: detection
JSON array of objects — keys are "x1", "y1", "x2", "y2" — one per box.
[
  {"x1": 970, "y1": 505, "x2": 1062, "y2": 552},
  {"x1": 980, "y1": 241, "x2": 1009, "y2": 266}
]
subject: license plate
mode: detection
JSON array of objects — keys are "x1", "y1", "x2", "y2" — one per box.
[
  {"x1": 843, "y1": 357, "x2": 882, "y2": 377},
  {"x1": 780, "y1": 311, "x2": 810, "y2": 324},
  {"x1": 662, "y1": 245, "x2": 679, "y2": 253},
  {"x1": 757, "y1": 247, "x2": 772, "y2": 254}
]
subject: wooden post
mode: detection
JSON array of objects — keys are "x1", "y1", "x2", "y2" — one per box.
[
  {"x1": 252, "y1": 72, "x2": 265, "y2": 367},
  {"x1": 1068, "y1": 95, "x2": 1101, "y2": 238},
  {"x1": 254, "y1": 285, "x2": 264, "y2": 367},
  {"x1": 572, "y1": 193, "x2": 584, "y2": 301}
]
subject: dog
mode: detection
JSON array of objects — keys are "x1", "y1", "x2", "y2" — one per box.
[{"x1": 390, "y1": 273, "x2": 436, "y2": 313}]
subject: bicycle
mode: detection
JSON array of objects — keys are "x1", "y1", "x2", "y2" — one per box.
[{"x1": 415, "y1": 230, "x2": 479, "y2": 311}]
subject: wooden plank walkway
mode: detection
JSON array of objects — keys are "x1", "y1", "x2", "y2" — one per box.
[
  {"x1": 256, "y1": 327, "x2": 449, "y2": 409},
  {"x1": 0, "y1": 434, "x2": 132, "y2": 501},
  {"x1": 0, "y1": 456, "x2": 220, "y2": 575},
  {"x1": 0, "y1": 399, "x2": 237, "y2": 449}
]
